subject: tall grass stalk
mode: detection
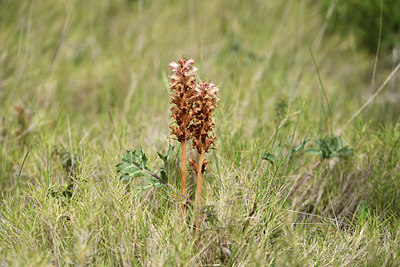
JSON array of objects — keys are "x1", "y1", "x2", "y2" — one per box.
[
  {"x1": 1, "y1": 152, "x2": 7, "y2": 197},
  {"x1": 310, "y1": 49, "x2": 333, "y2": 136}
]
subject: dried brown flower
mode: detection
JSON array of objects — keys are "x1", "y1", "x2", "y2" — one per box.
[
  {"x1": 169, "y1": 56, "x2": 198, "y2": 142},
  {"x1": 190, "y1": 81, "x2": 219, "y2": 164}
]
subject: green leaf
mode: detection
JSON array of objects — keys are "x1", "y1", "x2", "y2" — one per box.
[
  {"x1": 116, "y1": 146, "x2": 175, "y2": 195},
  {"x1": 292, "y1": 139, "x2": 309, "y2": 153},
  {"x1": 157, "y1": 144, "x2": 174, "y2": 182},
  {"x1": 305, "y1": 148, "x2": 321, "y2": 155},
  {"x1": 157, "y1": 145, "x2": 174, "y2": 167},
  {"x1": 116, "y1": 148, "x2": 161, "y2": 186},
  {"x1": 290, "y1": 139, "x2": 309, "y2": 160},
  {"x1": 306, "y1": 135, "x2": 353, "y2": 160},
  {"x1": 261, "y1": 153, "x2": 276, "y2": 164},
  {"x1": 357, "y1": 200, "x2": 370, "y2": 226},
  {"x1": 338, "y1": 146, "x2": 354, "y2": 157}
]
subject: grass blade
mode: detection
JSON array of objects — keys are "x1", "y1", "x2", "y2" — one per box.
[{"x1": 16, "y1": 146, "x2": 34, "y2": 189}]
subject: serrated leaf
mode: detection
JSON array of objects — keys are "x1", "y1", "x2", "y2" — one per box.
[
  {"x1": 306, "y1": 135, "x2": 353, "y2": 160},
  {"x1": 117, "y1": 148, "x2": 158, "y2": 185},
  {"x1": 116, "y1": 146, "x2": 174, "y2": 195},
  {"x1": 157, "y1": 144, "x2": 174, "y2": 182},
  {"x1": 158, "y1": 145, "x2": 174, "y2": 163}
]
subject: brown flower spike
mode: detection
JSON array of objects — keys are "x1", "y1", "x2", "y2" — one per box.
[
  {"x1": 190, "y1": 82, "x2": 218, "y2": 156},
  {"x1": 169, "y1": 56, "x2": 198, "y2": 215},
  {"x1": 169, "y1": 57, "x2": 197, "y2": 142},
  {"x1": 190, "y1": 81, "x2": 219, "y2": 234}
]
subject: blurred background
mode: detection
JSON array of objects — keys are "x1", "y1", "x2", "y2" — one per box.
[{"x1": 1, "y1": 0, "x2": 398, "y2": 127}]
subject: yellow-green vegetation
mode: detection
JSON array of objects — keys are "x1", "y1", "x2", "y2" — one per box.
[{"x1": 1, "y1": 0, "x2": 400, "y2": 265}]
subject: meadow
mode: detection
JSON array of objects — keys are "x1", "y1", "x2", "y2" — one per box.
[{"x1": 1, "y1": 0, "x2": 400, "y2": 265}]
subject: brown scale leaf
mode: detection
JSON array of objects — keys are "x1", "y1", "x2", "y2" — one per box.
[
  {"x1": 189, "y1": 156, "x2": 209, "y2": 174},
  {"x1": 201, "y1": 159, "x2": 209, "y2": 173},
  {"x1": 189, "y1": 158, "x2": 198, "y2": 175}
]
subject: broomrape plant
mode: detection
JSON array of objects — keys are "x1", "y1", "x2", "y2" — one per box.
[
  {"x1": 169, "y1": 56, "x2": 198, "y2": 214},
  {"x1": 188, "y1": 81, "x2": 219, "y2": 234},
  {"x1": 117, "y1": 56, "x2": 219, "y2": 236},
  {"x1": 170, "y1": 58, "x2": 219, "y2": 233}
]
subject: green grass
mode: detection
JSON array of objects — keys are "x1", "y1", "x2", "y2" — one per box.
[{"x1": 1, "y1": 0, "x2": 400, "y2": 265}]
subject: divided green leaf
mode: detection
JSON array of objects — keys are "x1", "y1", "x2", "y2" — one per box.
[
  {"x1": 306, "y1": 135, "x2": 353, "y2": 160},
  {"x1": 116, "y1": 146, "x2": 175, "y2": 193},
  {"x1": 116, "y1": 148, "x2": 162, "y2": 188}
]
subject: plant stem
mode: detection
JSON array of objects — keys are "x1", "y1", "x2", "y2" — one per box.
[
  {"x1": 194, "y1": 147, "x2": 205, "y2": 235},
  {"x1": 1, "y1": 152, "x2": 7, "y2": 198},
  {"x1": 181, "y1": 140, "x2": 187, "y2": 215}
]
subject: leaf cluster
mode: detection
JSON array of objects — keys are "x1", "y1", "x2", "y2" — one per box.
[
  {"x1": 116, "y1": 145, "x2": 174, "y2": 193},
  {"x1": 306, "y1": 135, "x2": 353, "y2": 160}
]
